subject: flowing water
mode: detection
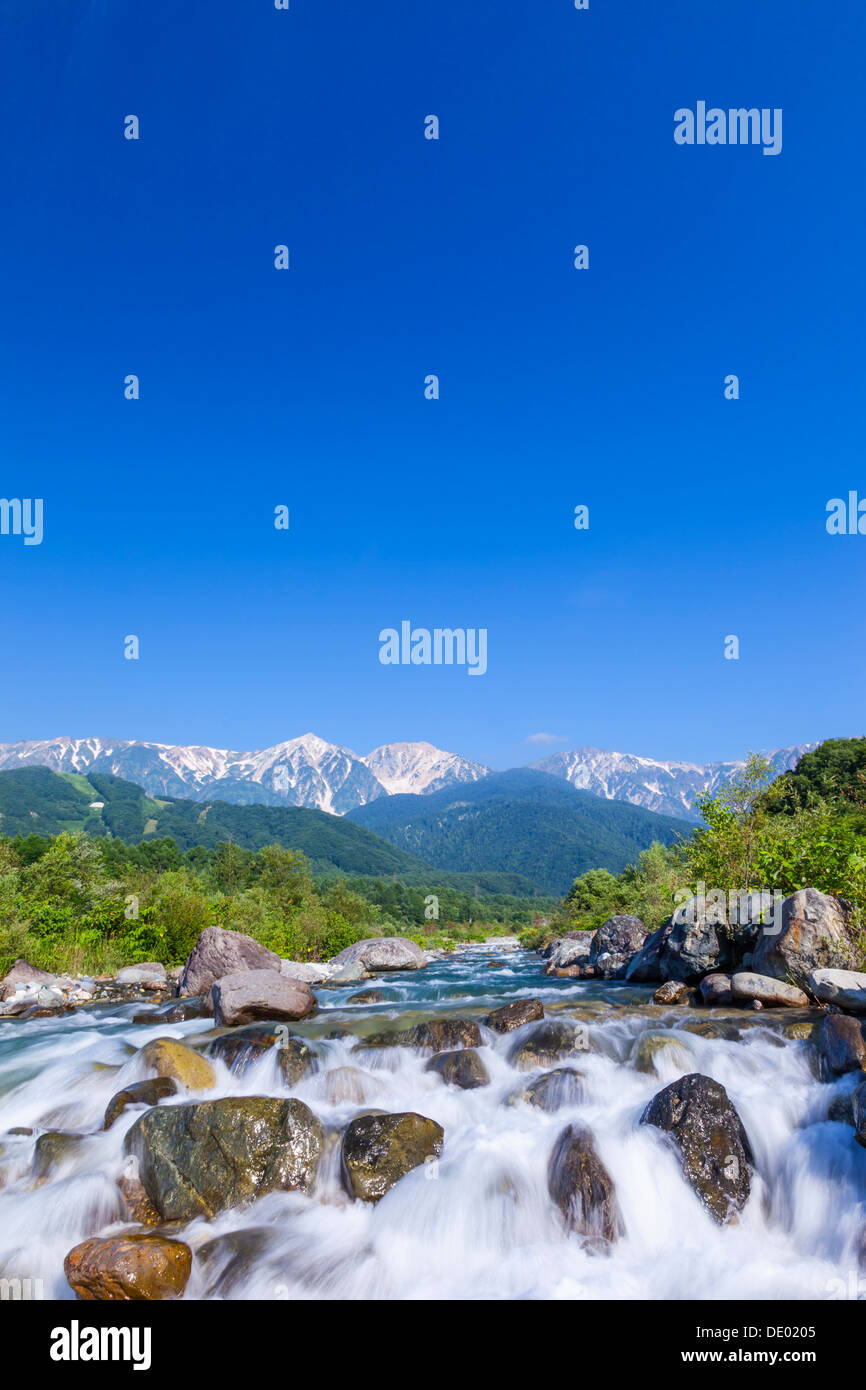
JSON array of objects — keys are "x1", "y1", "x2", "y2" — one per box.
[{"x1": 1, "y1": 944, "x2": 864, "y2": 1300}]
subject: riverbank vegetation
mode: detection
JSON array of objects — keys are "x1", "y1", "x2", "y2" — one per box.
[
  {"x1": 0, "y1": 833, "x2": 553, "y2": 976},
  {"x1": 522, "y1": 741, "x2": 866, "y2": 957}
]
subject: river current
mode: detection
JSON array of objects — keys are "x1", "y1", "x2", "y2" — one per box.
[{"x1": 0, "y1": 943, "x2": 863, "y2": 1300}]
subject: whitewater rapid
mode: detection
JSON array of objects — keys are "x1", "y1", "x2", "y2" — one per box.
[{"x1": 0, "y1": 945, "x2": 864, "y2": 1300}]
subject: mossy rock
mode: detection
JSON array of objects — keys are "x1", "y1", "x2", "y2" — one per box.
[
  {"x1": 137, "y1": 1037, "x2": 216, "y2": 1091},
  {"x1": 341, "y1": 1111, "x2": 444, "y2": 1203}
]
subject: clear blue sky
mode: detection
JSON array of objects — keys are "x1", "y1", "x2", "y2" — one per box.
[{"x1": 0, "y1": 0, "x2": 863, "y2": 770}]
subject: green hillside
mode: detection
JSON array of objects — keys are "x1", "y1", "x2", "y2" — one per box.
[{"x1": 347, "y1": 768, "x2": 687, "y2": 894}]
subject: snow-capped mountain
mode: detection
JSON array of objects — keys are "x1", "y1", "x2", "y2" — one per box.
[
  {"x1": 0, "y1": 734, "x2": 819, "y2": 820},
  {"x1": 362, "y1": 741, "x2": 488, "y2": 797},
  {"x1": 0, "y1": 735, "x2": 485, "y2": 815},
  {"x1": 530, "y1": 744, "x2": 817, "y2": 821}
]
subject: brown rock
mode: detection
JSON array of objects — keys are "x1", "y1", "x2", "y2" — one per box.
[
  {"x1": 548, "y1": 1124, "x2": 622, "y2": 1249},
  {"x1": 64, "y1": 1234, "x2": 192, "y2": 1300},
  {"x1": 485, "y1": 998, "x2": 544, "y2": 1033}
]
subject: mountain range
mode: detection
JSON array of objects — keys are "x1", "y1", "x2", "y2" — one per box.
[
  {"x1": 0, "y1": 734, "x2": 816, "y2": 822},
  {"x1": 0, "y1": 766, "x2": 683, "y2": 895}
]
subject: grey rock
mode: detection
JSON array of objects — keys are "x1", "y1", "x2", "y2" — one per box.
[
  {"x1": 730, "y1": 972, "x2": 810, "y2": 1008},
  {"x1": 814, "y1": 1013, "x2": 866, "y2": 1077},
  {"x1": 425, "y1": 1048, "x2": 490, "y2": 1090},
  {"x1": 809, "y1": 969, "x2": 866, "y2": 1014},
  {"x1": 211, "y1": 969, "x2": 317, "y2": 1027},
  {"x1": 328, "y1": 937, "x2": 427, "y2": 973},
  {"x1": 179, "y1": 926, "x2": 282, "y2": 997},
  {"x1": 589, "y1": 916, "x2": 647, "y2": 980},
  {"x1": 751, "y1": 888, "x2": 856, "y2": 992}
]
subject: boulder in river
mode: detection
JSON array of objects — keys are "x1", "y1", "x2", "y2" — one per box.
[
  {"x1": 323, "y1": 1066, "x2": 376, "y2": 1104},
  {"x1": 132, "y1": 997, "x2": 204, "y2": 1025},
  {"x1": 64, "y1": 1233, "x2": 192, "y2": 1301},
  {"x1": 730, "y1": 972, "x2": 809, "y2": 1008},
  {"x1": 124, "y1": 1096, "x2": 324, "y2": 1221},
  {"x1": 137, "y1": 1036, "x2": 216, "y2": 1091},
  {"x1": 103, "y1": 1077, "x2": 177, "y2": 1130},
  {"x1": 425, "y1": 1048, "x2": 490, "y2": 1090},
  {"x1": 32, "y1": 1131, "x2": 87, "y2": 1178},
  {"x1": 631, "y1": 1031, "x2": 693, "y2": 1077},
  {"x1": 520, "y1": 1067, "x2": 585, "y2": 1112},
  {"x1": 348, "y1": 988, "x2": 389, "y2": 1004},
  {"x1": 548, "y1": 1123, "x2": 622, "y2": 1249},
  {"x1": 625, "y1": 921, "x2": 675, "y2": 982},
  {"x1": 195, "y1": 1227, "x2": 277, "y2": 1299},
  {"x1": 508, "y1": 1019, "x2": 589, "y2": 1070},
  {"x1": 653, "y1": 980, "x2": 691, "y2": 1005},
  {"x1": 543, "y1": 935, "x2": 593, "y2": 972},
  {"x1": 589, "y1": 916, "x2": 647, "y2": 979},
  {"x1": 809, "y1": 969, "x2": 866, "y2": 1014},
  {"x1": 179, "y1": 925, "x2": 282, "y2": 997},
  {"x1": 211, "y1": 969, "x2": 317, "y2": 1027},
  {"x1": 208, "y1": 1024, "x2": 318, "y2": 1084},
  {"x1": 485, "y1": 998, "x2": 544, "y2": 1033},
  {"x1": 341, "y1": 1111, "x2": 444, "y2": 1202},
  {"x1": 328, "y1": 936, "x2": 427, "y2": 973},
  {"x1": 699, "y1": 974, "x2": 733, "y2": 1005},
  {"x1": 640, "y1": 1072, "x2": 752, "y2": 1224},
  {"x1": 750, "y1": 888, "x2": 856, "y2": 992},
  {"x1": 357, "y1": 1017, "x2": 483, "y2": 1052},
  {"x1": 814, "y1": 1013, "x2": 866, "y2": 1077}
]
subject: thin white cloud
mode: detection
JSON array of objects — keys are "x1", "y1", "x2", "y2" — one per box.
[{"x1": 526, "y1": 732, "x2": 568, "y2": 745}]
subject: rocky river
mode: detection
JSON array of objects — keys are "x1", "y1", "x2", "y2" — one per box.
[{"x1": 0, "y1": 935, "x2": 865, "y2": 1300}]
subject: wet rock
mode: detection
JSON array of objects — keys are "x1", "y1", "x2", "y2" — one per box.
[
  {"x1": 138, "y1": 1037, "x2": 216, "y2": 1091},
  {"x1": 357, "y1": 1018, "x2": 483, "y2": 1052},
  {"x1": 124, "y1": 1096, "x2": 324, "y2": 1221},
  {"x1": 731, "y1": 972, "x2": 809, "y2": 1008},
  {"x1": 548, "y1": 1124, "x2": 622, "y2": 1249},
  {"x1": 853, "y1": 1082, "x2": 866, "y2": 1148},
  {"x1": 328, "y1": 937, "x2": 427, "y2": 973},
  {"x1": 543, "y1": 934, "x2": 593, "y2": 971},
  {"x1": 590, "y1": 916, "x2": 647, "y2": 980},
  {"x1": 547, "y1": 963, "x2": 597, "y2": 979},
  {"x1": 625, "y1": 921, "x2": 676, "y2": 982},
  {"x1": 680, "y1": 1020, "x2": 743, "y2": 1042},
  {"x1": 208, "y1": 1025, "x2": 317, "y2": 1085},
  {"x1": 341, "y1": 1111, "x2": 444, "y2": 1203},
  {"x1": 809, "y1": 969, "x2": 866, "y2": 1014},
  {"x1": 322, "y1": 1066, "x2": 375, "y2": 1104},
  {"x1": 784, "y1": 1019, "x2": 818, "y2": 1041},
  {"x1": 508, "y1": 1020, "x2": 588, "y2": 1071},
  {"x1": 117, "y1": 1173, "x2": 162, "y2": 1225},
  {"x1": 133, "y1": 997, "x2": 205, "y2": 1025},
  {"x1": 64, "y1": 1234, "x2": 192, "y2": 1301},
  {"x1": 699, "y1": 974, "x2": 733, "y2": 1005},
  {"x1": 425, "y1": 1048, "x2": 490, "y2": 1090},
  {"x1": 212, "y1": 969, "x2": 317, "y2": 1027},
  {"x1": 280, "y1": 959, "x2": 331, "y2": 984},
  {"x1": 631, "y1": 1032, "x2": 693, "y2": 1077},
  {"x1": 486, "y1": 961, "x2": 506, "y2": 969},
  {"x1": 520, "y1": 1067, "x2": 585, "y2": 1112},
  {"x1": 179, "y1": 925, "x2": 282, "y2": 997},
  {"x1": 32, "y1": 1131, "x2": 87, "y2": 1178},
  {"x1": 653, "y1": 980, "x2": 691, "y2": 1005},
  {"x1": 827, "y1": 1091, "x2": 856, "y2": 1126},
  {"x1": 485, "y1": 998, "x2": 545, "y2": 1033},
  {"x1": 640, "y1": 1073, "x2": 752, "y2": 1224},
  {"x1": 814, "y1": 1013, "x2": 866, "y2": 1077},
  {"x1": 348, "y1": 989, "x2": 388, "y2": 1004},
  {"x1": 103, "y1": 1078, "x2": 178, "y2": 1130},
  {"x1": 195, "y1": 1227, "x2": 276, "y2": 1297},
  {"x1": 751, "y1": 889, "x2": 856, "y2": 992}
]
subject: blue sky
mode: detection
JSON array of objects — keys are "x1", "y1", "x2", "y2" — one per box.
[{"x1": 0, "y1": 0, "x2": 863, "y2": 771}]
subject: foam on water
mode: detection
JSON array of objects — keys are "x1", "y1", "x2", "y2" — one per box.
[{"x1": 0, "y1": 944, "x2": 864, "y2": 1300}]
